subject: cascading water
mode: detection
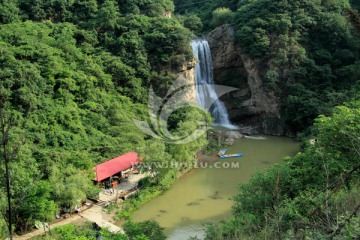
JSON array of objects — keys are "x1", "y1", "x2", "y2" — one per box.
[{"x1": 191, "y1": 39, "x2": 237, "y2": 129}]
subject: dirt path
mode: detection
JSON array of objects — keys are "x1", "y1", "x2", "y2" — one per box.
[
  {"x1": 79, "y1": 205, "x2": 124, "y2": 234},
  {"x1": 13, "y1": 205, "x2": 124, "y2": 239},
  {"x1": 13, "y1": 174, "x2": 147, "y2": 239},
  {"x1": 13, "y1": 215, "x2": 83, "y2": 240}
]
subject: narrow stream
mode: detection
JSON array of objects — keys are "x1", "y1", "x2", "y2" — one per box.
[{"x1": 131, "y1": 136, "x2": 300, "y2": 239}]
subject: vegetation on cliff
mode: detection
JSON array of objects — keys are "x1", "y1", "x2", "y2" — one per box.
[
  {"x1": 175, "y1": 0, "x2": 360, "y2": 133},
  {"x1": 0, "y1": 0, "x2": 208, "y2": 237}
]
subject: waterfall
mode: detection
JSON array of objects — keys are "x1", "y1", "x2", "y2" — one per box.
[{"x1": 191, "y1": 39, "x2": 237, "y2": 129}]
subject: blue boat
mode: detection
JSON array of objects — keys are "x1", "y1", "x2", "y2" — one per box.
[
  {"x1": 218, "y1": 149, "x2": 243, "y2": 158},
  {"x1": 220, "y1": 153, "x2": 243, "y2": 158}
]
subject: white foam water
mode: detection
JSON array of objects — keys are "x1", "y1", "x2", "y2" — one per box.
[{"x1": 191, "y1": 39, "x2": 238, "y2": 129}]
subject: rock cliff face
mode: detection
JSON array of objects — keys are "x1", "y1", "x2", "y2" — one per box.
[
  {"x1": 177, "y1": 60, "x2": 197, "y2": 103},
  {"x1": 207, "y1": 24, "x2": 284, "y2": 135}
]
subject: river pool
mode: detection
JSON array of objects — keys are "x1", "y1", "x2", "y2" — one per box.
[{"x1": 131, "y1": 135, "x2": 299, "y2": 239}]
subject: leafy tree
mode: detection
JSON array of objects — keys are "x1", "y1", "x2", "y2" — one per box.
[
  {"x1": 174, "y1": 0, "x2": 237, "y2": 30},
  {"x1": 139, "y1": 140, "x2": 172, "y2": 186},
  {"x1": 182, "y1": 14, "x2": 203, "y2": 33},
  {"x1": 72, "y1": 0, "x2": 98, "y2": 22},
  {"x1": 48, "y1": 163, "x2": 99, "y2": 210},
  {"x1": 210, "y1": 7, "x2": 235, "y2": 28},
  {"x1": 0, "y1": 99, "x2": 19, "y2": 240},
  {"x1": 123, "y1": 220, "x2": 166, "y2": 240},
  {"x1": 0, "y1": 0, "x2": 22, "y2": 23},
  {"x1": 94, "y1": 0, "x2": 120, "y2": 31},
  {"x1": 169, "y1": 107, "x2": 208, "y2": 167},
  {"x1": 16, "y1": 181, "x2": 57, "y2": 232},
  {"x1": 0, "y1": 96, "x2": 50, "y2": 235}
]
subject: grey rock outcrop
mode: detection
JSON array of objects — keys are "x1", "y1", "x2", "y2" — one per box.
[
  {"x1": 207, "y1": 24, "x2": 284, "y2": 135},
  {"x1": 177, "y1": 59, "x2": 197, "y2": 103}
]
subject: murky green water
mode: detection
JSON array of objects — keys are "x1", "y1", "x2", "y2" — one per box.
[{"x1": 131, "y1": 136, "x2": 299, "y2": 239}]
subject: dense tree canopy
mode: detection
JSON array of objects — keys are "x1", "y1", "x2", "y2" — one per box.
[{"x1": 0, "y1": 0, "x2": 209, "y2": 237}]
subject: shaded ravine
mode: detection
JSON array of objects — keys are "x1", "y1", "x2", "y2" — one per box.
[{"x1": 131, "y1": 136, "x2": 299, "y2": 239}]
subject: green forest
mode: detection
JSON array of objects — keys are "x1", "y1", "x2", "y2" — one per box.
[
  {"x1": 0, "y1": 0, "x2": 207, "y2": 238},
  {"x1": 0, "y1": 0, "x2": 359, "y2": 239}
]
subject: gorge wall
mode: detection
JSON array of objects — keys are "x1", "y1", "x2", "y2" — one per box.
[
  {"x1": 177, "y1": 59, "x2": 197, "y2": 103},
  {"x1": 207, "y1": 24, "x2": 285, "y2": 135}
]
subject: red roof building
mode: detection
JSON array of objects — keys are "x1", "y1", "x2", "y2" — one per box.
[{"x1": 93, "y1": 152, "x2": 139, "y2": 182}]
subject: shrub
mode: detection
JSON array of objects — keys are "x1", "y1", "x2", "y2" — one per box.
[{"x1": 211, "y1": 8, "x2": 235, "y2": 28}]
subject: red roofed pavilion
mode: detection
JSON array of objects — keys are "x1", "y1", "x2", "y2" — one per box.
[{"x1": 94, "y1": 152, "x2": 139, "y2": 182}]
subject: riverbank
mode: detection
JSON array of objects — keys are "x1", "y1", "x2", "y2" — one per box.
[
  {"x1": 114, "y1": 156, "x2": 213, "y2": 221},
  {"x1": 131, "y1": 136, "x2": 300, "y2": 239},
  {"x1": 114, "y1": 130, "x2": 244, "y2": 223}
]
